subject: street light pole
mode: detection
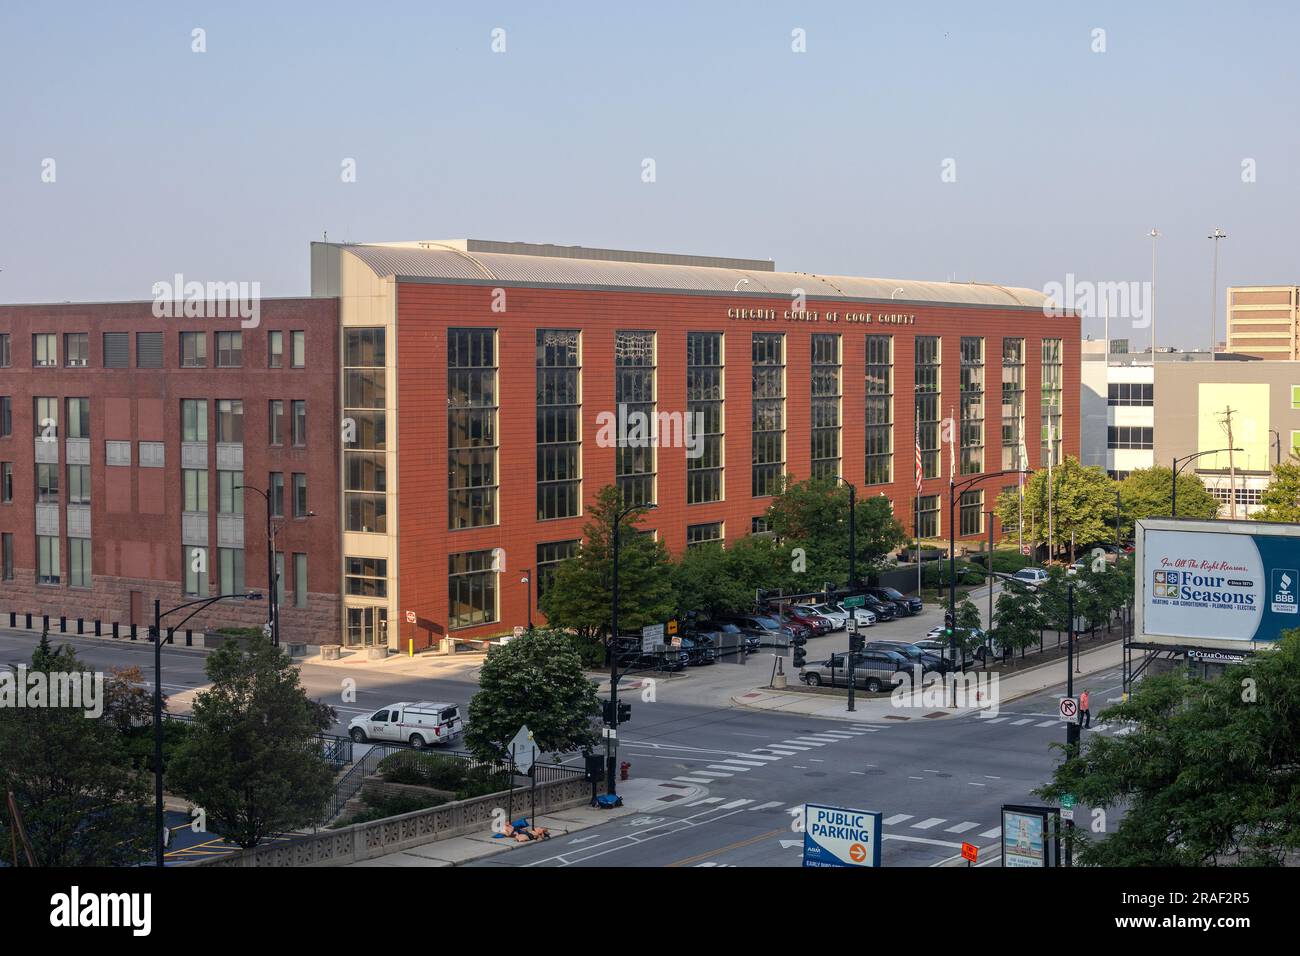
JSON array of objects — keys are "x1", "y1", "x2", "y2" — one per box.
[
  {"x1": 607, "y1": 500, "x2": 656, "y2": 797},
  {"x1": 1208, "y1": 228, "x2": 1227, "y2": 352},
  {"x1": 235, "y1": 484, "x2": 278, "y2": 646},
  {"x1": 1171, "y1": 448, "x2": 1242, "y2": 517},
  {"x1": 521, "y1": 569, "x2": 533, "y2": 631},
  {"x1": 153, "y1": 590, "x2": 260, "y2": 867}
]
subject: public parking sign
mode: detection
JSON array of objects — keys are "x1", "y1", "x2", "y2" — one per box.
[
  {"x1": 802, "y1": 803, "x2": 882, "y2": 868},
  {"x1": 1058, "y1": 697, "x2": 1078, "y2": 722}
]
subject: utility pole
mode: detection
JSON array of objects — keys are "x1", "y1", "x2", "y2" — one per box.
[
  {"x1": 986, "y1": 510, "x2": 996, "y2": 649},
  {"x1": 1065, "y1": 582, "x2": 1078, "y2": 867},
  {"x1": 1149, "y1": 228, "x2": 1160, "y2": 356},
  {"x1": 1220, "y1": 406, "x2": 1238, "y2": 520}
]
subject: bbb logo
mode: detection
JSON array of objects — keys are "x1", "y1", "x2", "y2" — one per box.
[{"x1": 1271, "y1": 569, "x2": 1298, "y2": 615}]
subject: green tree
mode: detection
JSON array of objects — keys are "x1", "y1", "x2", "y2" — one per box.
[
  {"x1": 1118, "y1": 466, "x2": 1217, "y2": 534},
  {"x1": 991, "y1": 581, "x2": 1045, "y2": 659},
  {"x1": 540, "y1": 485, "x2": 675, "y2": 640},
  {"x1": 765, "y1": 477, "x2": 906, "y2": 588},
  {"x1": 995, "y1": 457, "x2": 1117, "y2": 561},
  {"x1": 1038, "y1": 630, "x2": 1300, "y2": 866},
  {"x1": 0, "y1": 641, "x2": 152, "y2": 866},
  {"x1": 1255, "y1": 457, "x2": 1300, "y2": 523},
  {"x1": 167, "y1": 636, "x2": 336, "y2": 848},
  {"x1": 465, "y1": 628, "x2": 601, "y2": 762},
  {"x1": 672, "y1": 543, "x2": 752, "y2": 620}
]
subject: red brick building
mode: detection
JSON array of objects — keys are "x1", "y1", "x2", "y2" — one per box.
[
  {"x1": 311, "y1": 240, "x2": 1080, "y2": 650},
  {"x1": 0, "y1": 297, "x2": 341, "y2": 642}
]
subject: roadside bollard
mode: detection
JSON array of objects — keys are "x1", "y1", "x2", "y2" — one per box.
[{"x1": 620, "y1": 761, "x2": 630, "y2": 781}]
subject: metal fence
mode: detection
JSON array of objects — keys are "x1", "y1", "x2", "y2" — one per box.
[{"x1": 164, "y1": 713, "x2": 353, "y2": 768}]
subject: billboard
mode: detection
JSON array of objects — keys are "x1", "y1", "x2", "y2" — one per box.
[
  {"x1": 1000, "y1": 806, "x2": 1059, "y2": 868},
  {"x1": 1135, "y1": 519, "x2": 1300, "y2": 650}
]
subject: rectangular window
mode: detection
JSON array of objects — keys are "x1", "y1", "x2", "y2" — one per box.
[
  {"x1": 1041, "y1": 338, "x2": 1064, "y2": 466},
  {"x1": 0, "y1": 396, "x2": 9, "y2": 438},
  {"x1": 1291, "y1": 431, "x2": 1300, "y2": 456},
  {"x1": 960, "y1": 489, "x2": 984, "y2": 537},
  {"x1": 216, "y1": 399, "x2": 243, "y2": 443},
  {"x1": 1, "y1": 462, "x2": 11, "y2": 502},
  {"x1": 34, "y1": 396, "x2": 58, "y2": 439},
  {"x1": 346, "y1": 556, "x2": 388, "y2": 598},
  {"x1": 275, "y1": 551, "x2": 285, "y2": 604},
  {"x1": 184, "y1": 545, "x2": 208, "y2": 597},
  {"x1": 268, "y1": 400, "x2": 284, "y2": 445},
  {"x1": 615, "y1": 330, "x2": 657, "y2": 507},
  {"x1": 1106, "y1": 382, "x2": 1154, "y2": 406},
  {"x1": 181, "y1": 332, "x2": 207, "y2": 367},
  {"x1": 536, "y1": 539, "x2": 579, "y2": 607},
  {"x1": 269, "y1": 472, "x2": 284, "y2": 517},
  {"x1": 291, "y1": 331, "x2": 306, "y2": 368},
  {"x1": 294, "y1": 552, "x2": 308, "y2": 608},
  {"x1": 291, "y1": 400, "x2": 307, "y2": 446},
  {"x1": 751, "y1": 515, "x2": 772, "y2": 536},
  {"x1": 917, "y1": 494, "x2": 941, "y2": 539},
  {"x1": 0, "y1": 333, "x2": 9, "y2": 368},
  {"x1": 36, "y1": 463, "x2": 59, "y2": 503},
  {"x1": 102, "y1": 332, "x2": 128, "y2": 368},
  {"x1": 216, "y1": 331, "x2": 242, "y2": 368},
  {"x1": 1292, "y1": 385, "x2": 1300, "y2": 410},
  {"x1": 64, "y1": 333, "x2": 88, "y2": 368},
  {"x1": 33, "y1": 333, "x2": 57, "y2": 367},
  {"x1": 219, "y1": 547, "x2": 245, "y2": 595},
  {"x1": 1, "y1": 533, "x2": 12, "y2": 581},
  {"x1": 67, "y1": 464, "x2": 90, "y2": 504},
  {"x1": 182, "y1": 399, "x2": 208, "y2": 442},
  {"x1": 752, "y1": 332, "x2": 786, "y2": 497},
  {"x1": 915, "y1": 336, "x2": 942, "y2": 480},
  {"x1": 37, "y1": 535, "x2": 60, "y2": 585},
  {"x1": 686, "y1": 521, "x2": 724, "y2": 548},
  {"x1": 344, "y1": 329, "x2": 386, "y2": 534},
  {"x1": 183, "y1": 468, "x2": 208, "y2": 512},
  {"x1": 448, "y1": 329, "x2": 499, "y2": 529},
  {"x1": 448, "y1": 550, "x2": 498, "y2": 629},
  {"x1": 136, "y1": 331, "x2": 163, "y2": 369},
  {"x1": 811, "y1": 333, "x2": 842, "y2": 481},
  {"x1": 106, "y1": 440, "x2": 131, "y2": 466},
  {"x1": 536, "y1": 329, "x2": 582, "y2": 520},
  {"x1": 218, "y1": 470, "x2": 243, "y2": 514},
  {"x1": 66, "y1": 398, "x2": 90, "y2": 439},
  {"x1": 1107, "y1": 426, "x2": 1154, "y2": 450},
  {"x1": 139, "y1": 442, "x2": 164, "y2": 468},
  {"x1": 960, "y1": 336, "x2": 985, "y2": 475},
  {"x1": 1001, "y1": 338, "x2": 1025, "y2": 470},
  {"x1": 865, "y1": 335, "x2": 894, "y2": 485},
  {"x1": 292, "y1": 473, "x2": 308, "y2": 517},
  {"x1": 268, "y1": 330, "x2": 283, "y2": 368},
  {"x1": 687, "y1": 332, "x2": 724, "y2": 505},
  {"x1": 68, "y1": 537, "x2": 91, "y2": 588}
]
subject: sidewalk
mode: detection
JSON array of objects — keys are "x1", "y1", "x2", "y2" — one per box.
[
  {"x1": 303, "y1": 647, "x2": 486, "y2": 678},
  {"x1": 344, "y1": 777, "x2": 704, "y2": 866},
  {"x1": 730, "y1": 638, "x2": 1124, "y2": 722}
]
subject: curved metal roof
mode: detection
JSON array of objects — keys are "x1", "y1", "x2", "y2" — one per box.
[{"x1": 340, "y1": 243, "x2": 1053, "y2": 310}]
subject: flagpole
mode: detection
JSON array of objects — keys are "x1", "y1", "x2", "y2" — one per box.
[
  {"x1": 1047, "y1": 423, "x2": 1055, "y2": 563},
  {"x1": 916, "y1": 417, "x2": 922, "y2": 594}
]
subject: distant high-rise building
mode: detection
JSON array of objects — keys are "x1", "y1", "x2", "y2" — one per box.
[{"x1": 1226, "y1": 286, "x2": 1300, "y2": 360}]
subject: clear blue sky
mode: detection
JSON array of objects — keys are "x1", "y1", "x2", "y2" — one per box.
[{"x1": 2, "y1": 1, "x2": 1297, "y2": 350}]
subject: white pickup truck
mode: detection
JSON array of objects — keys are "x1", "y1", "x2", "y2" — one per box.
[{"x1": 348, "y1": 701, "x2": 463, "y2": 749}]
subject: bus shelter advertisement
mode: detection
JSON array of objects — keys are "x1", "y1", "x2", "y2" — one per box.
[{"x1": 1138, "y1": 521, "x2": 1300, "y2": 646}]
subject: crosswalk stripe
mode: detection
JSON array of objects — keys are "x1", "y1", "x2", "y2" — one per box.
[
  {"x1": 980, "y1": 827, "x2": 1002, "y2": 838},
  {"x1": 1036, "y1": 720, "x2": 1059, "y2": 727},
  {"x1": 797, "y1": 735, "x2": 845, "y2": 742},
  {"x1": 1010, "y1": 718, "x2": 1035, "y2": 726},
  {"x1": 674, "y1": 776, "x2": 713, "y2": 784},
  {"x1": 742, "y1": 753, "x2": 784, "y2": 761},
  {"x1": 774, "y1": 743, "x2": 813, "y2": 750},
  {"x1": 912, "y1": 818, "x2": 946, "y2": 830},
  {"x1": 945, "y1": 822, "x2": 979, "y2": 834},
  {"x1": 717, "y1": 759, "x2": 767, "y2": 767},
  {"x1": 718, "y1": 799, "x2": 754, "y2": 810},
  {"x1": 981, "y1": 716, "x2": 1009, "y2": 723},
  {"x1": 750, "y1": 801, "x2": 784, "y2": 811},
  {"x1": 693, "y1": 771, "x2": 734, "y2": 778},
  {"x1": 883, "y1": 814, "x2": 913, "y2": 826},
  {"x1": 786, "y1": 739, "x2": 828, "y2": 746},
  {"x1": 707, "y1": 764, "x2": 749, "y2": 773},
  {"x1": 819, "y1": 732, "x2": 856, "y2": 738},
  {"x1": 686, "y1": 797, "x2": 724, "y2": 806}
]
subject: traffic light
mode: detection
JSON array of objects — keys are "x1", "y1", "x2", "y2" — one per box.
[
  {"x1": 944, "y1": 612, "x2": 955, "y2": 637},
  {"x1": 849, "y1": 633, "x2": 865, "y2": 652},
  {"x1": 793, "y1": 645, "x2": 807, "y2": 667},
  {"x1": 601, "y1": 700, "x2": 630, "y2": 724}
]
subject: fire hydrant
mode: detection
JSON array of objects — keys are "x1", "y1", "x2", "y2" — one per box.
[{"x1": 620, "y1": 761, "x2": 631, "y2": 781}]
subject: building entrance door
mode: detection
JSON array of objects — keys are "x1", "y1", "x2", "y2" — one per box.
[{"x1": 346, "y1": 606, "x2": 388, "y2": 647}]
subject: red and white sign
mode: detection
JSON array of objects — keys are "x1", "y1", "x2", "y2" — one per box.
[
  {"x1": 405, "y1": 610, "x2": 416, "y2": 624},
  {"x1": 1021, "y1": 545, "x2": 1031, "y2": 556},
  {"x1": 1058, "y1": 697, "x2": 1078, "y2": 721},
  {"x1": 960, "y1": 842, "x2": 979, "y2": 863}
]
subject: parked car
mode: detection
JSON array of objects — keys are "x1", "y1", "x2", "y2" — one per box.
[
  {"x1": 722, "y1": 614, "x2": 797, "y2": 644},
  {"x1": 864, "y1": 586, "x2": 923, "y2": 616},
  {"x1": 348, "y1": 701, "x2": 463, "y2": 748},
  {"x1": 611, "y1": 635, "x2": 689, "y2": 672},
  {"x1": 920, "y1": 627, "x2": 1000, "y2": 662},
  {"x1": 858, "y1": 594, "x2": 898, "y2": 622},
  {"x1": 696, "y1": 621, "x2": 760, "y2": 654},
  {"x1": 806, "y1": 603, "x2": 849, "y2": 629},
  {"x1": 800, "y1": 649, "x2": 910, "y2": 692},
  {"x1": 1011, "y1": 567, "x2": 1050, "y2": 589},
  {"x1": 784, "y1": 606, "x2": 835, "y2": 635},
  {"x1": 865, "y1": 640, "x2": 945, "y2": 673},
  {"x1": 678, "y1": 634, "x2": 716, "y2": 665}
]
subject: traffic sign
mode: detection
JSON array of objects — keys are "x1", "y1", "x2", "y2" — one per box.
[
  {"x1": 507, "y1": 725, "x2": 537, "y2": 774},
  {"x1": 843, "y1": 595, "x2": 865, "y2": 608},
  {"x1": 1021, "y1": 545, "x2": 1031, "y2": 556},
  {"x1": 405, "y1": 610, "x2": 416, "y2": 624},
  {"x1": 667, "y1": 619, "x2": 678, "y2": 636},
  {"x1": 846, "y1": 616, "x2": 858, "y2": 634},
  {"x1": 512, "y1": 626, "x2": 525, "y2": 639},
  {"x1": 961, "y1": 842, "x2": 978, "y2": 863},
  {"x1": 641, "y1": 623, "x2": 664, "y2": 652},
  {"x1": 1061, "y1": 793, "x2": 1076, "y2": 821},
  {"x1": 1058, "y1": 697, "x2": 1078, "y2": 721},
  {"x1": 670, "y1": 636, "x2": 681, "y2": 648}
]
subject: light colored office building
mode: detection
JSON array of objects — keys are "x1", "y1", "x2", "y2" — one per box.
[
  {"x1": 1226, "y1": 286, "x2": 1300, "y2": 360},
  {"x1": 1080, "y1": 339, "x2": 1155, "y2": 479}
]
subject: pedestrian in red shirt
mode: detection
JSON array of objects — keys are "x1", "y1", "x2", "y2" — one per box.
[{"x1": 1080, "y1": 688, "x2": 1091, "y2": 729}]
